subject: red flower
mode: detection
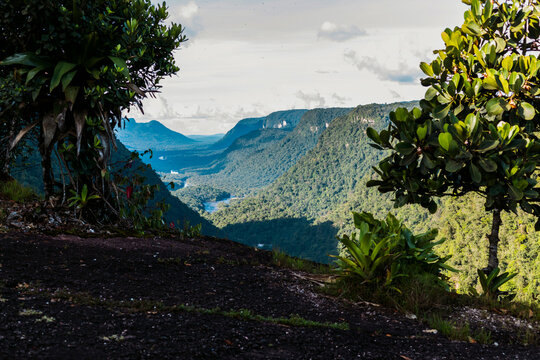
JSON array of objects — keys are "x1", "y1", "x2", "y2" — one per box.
[
  {"x1": 126, "y1": 186, "x2": 133, "y2": 199},
  {"x1": 169, "y1": 222, "x2": 175, "y2": 229}
]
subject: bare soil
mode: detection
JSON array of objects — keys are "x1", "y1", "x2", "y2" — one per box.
[{"x1": 0, "y1": 230, "x2": 538, "y2": 359}]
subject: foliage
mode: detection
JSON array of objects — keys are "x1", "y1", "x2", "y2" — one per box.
[
  {"x1": 366, "y1": 0, "x2": 540, "y2": 272},
  {"x1": 9, "y1": 138, "x2": 221, "y2": 236},
  {"x1": 179, "y1": 220, "x2": 202, "y2": 238},
  {"x1": 333, "y1": 212, "x2": 453, "y2": 290},
  {"x1": 0, "y1": 0, "x2": 186, "y2": 228},
  {"x1": 474, "y1": 267, "x2": 517, "y2": 300},
  {"x1": 210, "y1": 109, "x2": 308, "y2": 150},
  {"x1": 113, "y1": 150, "x2": 172, "y2": 230},
  {"x1": 0, "y1": 180, "x2": 38, "y2": 202}
]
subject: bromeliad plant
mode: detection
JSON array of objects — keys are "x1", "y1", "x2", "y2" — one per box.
[
  {"x1": 366, "y1": 0, "x2": 540, "y2": 273},
  {"x1": 332, "y1": 212, "x2": 454, "y2": 291},
  {"x1": 68, "y1": 184, "x2": 100, "y2": 210},
  {"x1": 474, "y1": 267, "x2": 517, "y2": 300}
]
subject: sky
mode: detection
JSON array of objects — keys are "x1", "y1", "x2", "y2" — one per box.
[{"x1": 131, "y1": 0, "x2": 468, "y2": 135}]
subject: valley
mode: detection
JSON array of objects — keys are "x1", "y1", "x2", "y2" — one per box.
[{"x1": 121, "y1": 102, "x2": 540, "y2": 302}]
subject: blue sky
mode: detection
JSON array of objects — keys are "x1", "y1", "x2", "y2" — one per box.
[{"x1": 132, "y1": 0, "x2": 467, "y2": 134}]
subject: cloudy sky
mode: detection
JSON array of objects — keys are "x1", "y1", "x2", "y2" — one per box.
[{"x1": 132, "y1": 0, "x2": 467, "y2": 135}]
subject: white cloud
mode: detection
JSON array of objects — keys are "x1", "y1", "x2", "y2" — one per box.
[
  {"x1": 179, "y1": 1, "x2": 199, "y2": 20},
  {"x1": 318, "y1": 21, "x2": 367, "y2": 42},
  {"x1": 332, "y1": 93, "x2": 351, "y2": 105},
  {"x1": 344, "y1": 49, "x2": 422, "y2": 84},
  {"x1": 296, "y1": 91, "x2": 326, "y2": 108}
]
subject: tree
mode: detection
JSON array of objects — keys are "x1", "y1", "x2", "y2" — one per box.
[
  {"x1": 0, "y1": 0, "x2": 186, "y2": 199},
  {"x1": 366, "y1": 0, "x2": 540, "y2": 273}
]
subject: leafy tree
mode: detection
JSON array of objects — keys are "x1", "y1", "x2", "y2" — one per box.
[
  {"x1": 0, "y1": 0, "x2": 186, "y2": 200},
  {"x1": 366, "y1": 0, "x2": 540, "y2": 272}
]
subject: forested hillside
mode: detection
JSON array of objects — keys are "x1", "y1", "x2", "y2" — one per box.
[
  {"x1": 211, "y1": 102, "x2": 415, "y2": 260},
  {"x1": 188, "y1": 108, "x2": 352, "y2": 194}
]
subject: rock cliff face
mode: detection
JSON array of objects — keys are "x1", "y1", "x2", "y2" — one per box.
[{"x1": 210, "y1": 109, "x2": 307, "y2": 149}]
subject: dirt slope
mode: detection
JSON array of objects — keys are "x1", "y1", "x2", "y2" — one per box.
[{"x1": 0, "y1": 231, "x2": 537, "y2": 359}]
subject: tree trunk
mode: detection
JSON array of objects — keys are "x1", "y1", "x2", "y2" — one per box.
[{"x1": 485, "y1": 208, "x2": 502, "y2": 273}]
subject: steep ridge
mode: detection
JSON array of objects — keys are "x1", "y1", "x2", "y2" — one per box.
[
  {"x1": 210, "y1": 109, "x2": 307, "y2": 150},
  {"x1": 188, "y1": 108, "x2": 352, "y2": 194},
  {"x1": 116, "y1": 118, "x2": 196, "y2": 151}
]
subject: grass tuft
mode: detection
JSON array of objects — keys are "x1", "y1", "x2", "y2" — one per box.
[
  {"x1": 0, "y1": 180, "x2": 38, "y2": 202},
  {"x1": 272, "y1": 250, "x2": 331, "y2": 274}
]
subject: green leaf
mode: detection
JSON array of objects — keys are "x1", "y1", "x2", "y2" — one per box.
[
  {"x1": 433, "y1": 104, "x2": 451, "y2": 119},
  {"x1": 445, "y1": 160, "x2": 463, "y2": 172},
  {"x1": 394, "y1": 108, "x2": 409, "y2": 122},
  {"x1": 486, "y1": 98, "x2": 507, "y2": 116},
  {"x1": 61, "y1": 70, "x2": 77, "y2": 91},
  {"x1": 25, "y1": 65, "x2": 46, "y2": 84},
  {"x1": 50, "y1": 61, "x2": 77, "y2": 92},
  {"x1": 366, "y1": 127, "x2": 380, "y2": 144},
  {"x1": 1, "y1": 52, "x2": 49, "y2": 67},
  {"x1": 462, "y1": 21, "x2": 484, "y2": 36},
  {"x1": 416, "y1": 125, "x2": 428, "y2": 140},
  {"x1": 420, "y1": 62, "x2": 434, "y2": 76},
  {"x1": 396, "y1": 142, "x2": 416, "y2": 155},
  {"x1": 108, "y1": 56, "x2": 130, "y2": 79},
  {"x1": 438, "y1": 133, "x2": 453, "y2": 151},
  {"x1": 509, "y1": 185, "x2": 524, "y2": 201},
  {"x1": 478, "y1": 158, "x2": 497, "y2": 172},
  {"x1": 518, "y1": 102, "x2": 535, "y2": 120},
  {"x1": 425, "y1": 87, "x2": 438, "y2": 101},
  {"x1": 470, "y1": 163, "x2": 481, "y2": 183},
  {"x1": 476, "y1": 140, "x2": 499, "y2": 153}
]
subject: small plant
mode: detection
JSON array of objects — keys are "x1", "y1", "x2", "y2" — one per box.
[
  {"x1": 18, "y1": 309, "x2": 43, "y2": 316},
  {"x1": 179, "y1": 220, "x2": 202, "y2": 238},
  {"x1": 474, "y1": 267, "x2": 517, "y2": 301},
  {"x1": 68, "y1": 184, "x2": 100, "y2": 209},
  {"x1": 101, "y1": 334, "x2": 126, "y2": 342},
  {"x1": 35, "y1": 315, "x2": 55, "y2": 323}
]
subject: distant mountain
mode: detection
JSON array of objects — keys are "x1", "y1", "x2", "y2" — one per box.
[
  {"x1": 210, "y1": 109, "x2": 307, "y2": 149},
  {"x1": 186, "y1": 134, "x2": 225, "y2": 143},
  {"x1": 116, "y1": 118, "x2": 196, "y2": 151},
  {"x1": 190, "y1": 108, "x2": 352, "y2": 194}
]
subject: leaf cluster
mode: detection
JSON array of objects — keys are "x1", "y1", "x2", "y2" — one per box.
[{"x1": 367, "y1": 0, "x2": 540, "y2": 226}]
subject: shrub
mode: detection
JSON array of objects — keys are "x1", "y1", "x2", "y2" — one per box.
[{"x1": 332, "y1": 211, "x2": 455, "y2": 291}]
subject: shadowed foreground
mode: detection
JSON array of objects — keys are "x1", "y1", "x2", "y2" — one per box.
[{"x1": 0, "y1": 231, "x2": 537, "y2": 359}]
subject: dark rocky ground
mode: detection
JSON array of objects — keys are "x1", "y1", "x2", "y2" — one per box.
[{"x1": 0, "y1": 230, "x2": 538, "y2": 359}]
